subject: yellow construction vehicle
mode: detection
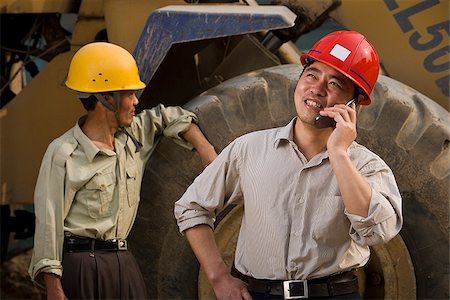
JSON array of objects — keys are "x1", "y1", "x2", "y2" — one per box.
[{"x1": 0, "y1": 0, "x2": 448, "y2": 299}]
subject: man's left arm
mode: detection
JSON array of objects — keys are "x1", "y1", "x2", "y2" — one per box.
[
  {"x1": 333, "y1": 154, "x2": 403, "y2": 246},
  {"x1": 329, "y1": 150, "x2": 372, "y2": 217},
  {"x1": 325, "y1": 103, "x2": 402, "y2": 245},
  {"x1": 325, "y1": 102, "x2": 372, "y2": 217},
  {"x1": 133, "y1": 104, "x2": 217, "y2": 167},
  {"x1": 181, "y1": 123, "x2": 217, "y2": 168}
]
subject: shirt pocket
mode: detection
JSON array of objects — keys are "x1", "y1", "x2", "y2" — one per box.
[
  {"x1": 84, "y1": 171, "x2": 116, "y2": 218},
  {"x1": 126, "y1": 164, "x2": 138, "y2": 207},
  {"x1": 312, "y1": 196, "x2": 349, "y2": 246}
]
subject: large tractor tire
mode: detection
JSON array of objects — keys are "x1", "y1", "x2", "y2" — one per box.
[{"x1": 129, "y1": 64, "x2": 449, "y2": 299}]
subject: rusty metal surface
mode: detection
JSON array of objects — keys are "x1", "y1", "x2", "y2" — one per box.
[
  {"x1": 133, "y1": 5, "x2": 296, "y2": 97},
  {"x1": 0, "y1": 0, "x2": 80, "y2": 14}
]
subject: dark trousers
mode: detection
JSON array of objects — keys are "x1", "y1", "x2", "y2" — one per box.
[
  {"x1": 249, "y1": 291, "x2": 362, "y2": 300},
  {"x1": 61, "y1": 249, "x2": 147, "y2": 299}
]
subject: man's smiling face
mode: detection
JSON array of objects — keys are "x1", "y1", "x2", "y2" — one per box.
[{"x1": 294, "y1": 61, "x2": 356, "y2": 127}]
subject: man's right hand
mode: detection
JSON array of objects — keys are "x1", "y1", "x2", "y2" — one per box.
[
  {"x1": 211, "y1": 273, "x2": 252, "y2": 300},
  {"x1": 184, "y1": 225, "x2": 252, "y2": 300},
  {"x1": 44, "y1": 273, "x2": 68, "y2": 300}
]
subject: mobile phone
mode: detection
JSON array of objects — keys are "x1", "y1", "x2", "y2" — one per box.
[{"x1": 314, "y1": 98, "x2": 356, "y2": 129}]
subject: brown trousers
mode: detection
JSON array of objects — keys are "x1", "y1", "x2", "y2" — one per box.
[{"x1": 61, "y1": 249, "x2": 147, "y2": 299}]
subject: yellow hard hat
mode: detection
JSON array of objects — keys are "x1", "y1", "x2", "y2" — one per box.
[{"x1": 65, "y1": 42, "x2": 146, "y2": 93}]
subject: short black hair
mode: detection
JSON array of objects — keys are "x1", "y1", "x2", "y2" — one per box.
[
  {"x1": 79, "y1": 94, "x2": 98, "y2": 111},
  {"x1": 353, "y1": 85, "x2": 368, "y2": 105},
  {"x1": 79, "y1": 92, "x2": 115, "y2": 111}
]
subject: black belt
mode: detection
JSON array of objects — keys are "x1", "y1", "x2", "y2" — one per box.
[
  {"x1": 243, "y1": 270, "x2": 359, "y2": 299},
  {"x1": 64, "y1": 236, "x2": 128, "y2": 252}
]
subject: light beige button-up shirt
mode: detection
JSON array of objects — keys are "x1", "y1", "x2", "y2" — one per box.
[
  {"x1": 29, "y1": 104, "x2": 197, "y2": 282},
  {"x1": 175, "y1": 118, "x2": 403, "y2": 280}
]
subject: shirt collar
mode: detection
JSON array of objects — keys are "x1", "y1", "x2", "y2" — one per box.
[
  {"x1": 273, "y1": 117, "x2": 337, "y2": 165},
  {"x1": 274, "y1": 117, "x2": 359, "y2": 165},
  {"x1": 274, "y1": 117, "x2": 297, "y2": 148},
  {"x1": 74, "y1": 116, "x2": 115, "y2": 162}
]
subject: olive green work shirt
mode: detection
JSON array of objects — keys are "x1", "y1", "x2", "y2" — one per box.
[{"x1": 29, "y1": 104, "x2": 197, "y2": 282}]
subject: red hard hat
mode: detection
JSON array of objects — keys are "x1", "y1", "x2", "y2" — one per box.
[{"x1": 300, "y1": 31, "x2": 380, "y2": 105}]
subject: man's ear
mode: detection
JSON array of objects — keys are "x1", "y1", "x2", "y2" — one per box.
[
  {"x1": 102, "y1": 92, "x2": 114, "y2": 103},
  {"x1": 356, "y1": 94, "x2": 366, "y2": 105}
]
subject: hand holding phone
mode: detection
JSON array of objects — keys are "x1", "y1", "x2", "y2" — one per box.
[{"x1": 314, "y1": 98, "x2": 356, "y2": 129}]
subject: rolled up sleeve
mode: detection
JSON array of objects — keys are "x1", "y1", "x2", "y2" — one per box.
[
  {"x1": 29, "y1": 141, "x2": 72, "y2": 282},
  {"x1": 133, "y1": 104, "x2": 198, "y2": 154},
  {"x1": 174, "y1": 139, "x2": 243, "y2": 234},
  {"x1": 346, "y1": 163, "x2": 403, "y2": 246}
]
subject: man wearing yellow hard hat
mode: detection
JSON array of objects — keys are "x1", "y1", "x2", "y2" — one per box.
[{"x1": 28, "y1": 42, "x2": 217, "y2": 299}]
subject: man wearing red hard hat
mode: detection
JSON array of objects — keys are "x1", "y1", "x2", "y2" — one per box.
[{"x1": 175, "y1": 31, "x2": 403, "y2": 299}]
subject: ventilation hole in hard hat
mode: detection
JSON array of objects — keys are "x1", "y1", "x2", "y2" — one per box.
[
  {"x1": 92, "y1": 79, "x2": 96, "y2": 82},
  {"x1": 105, "y1": 80, "x2": 108, "y2": 82},
  {"x1": 99, "y1": 73, "x2": 102, "y2": 75}
]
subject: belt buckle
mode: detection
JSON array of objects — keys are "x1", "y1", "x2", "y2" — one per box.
[
  {"x1": 283, "y1": 280, "x2": 308, "y2": 299},
  {"x1": 115, "y1": 239, "x2": 128, "y2": 250}
]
